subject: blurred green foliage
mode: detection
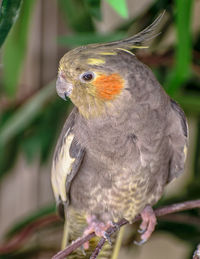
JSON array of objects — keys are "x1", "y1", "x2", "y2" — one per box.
[
  {"x1": 105, "y1": 0, "x2": 128, "y2": 18},
  {"x1": 0, "y1": 0, "x2": 22, "y2": 48},
  {"x1": 0, "y1": 0, "x2": 200, "y2": 258},
  {"x1": 58, "y1": 32, "x2": 126, "y2": 47},
  {"x1": 59, "y1": 0, "x2": 96, "y2": 32},
  {"x1": 166, "y1": 0, "x2": 194, "y2": 95},
  {"x1": 2, "y1": 0, "x2": 35, "y2": 96}
]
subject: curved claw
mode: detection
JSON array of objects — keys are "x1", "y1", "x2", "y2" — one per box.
[
  {"x1": 112, "y1": 222, "x2": 121, "y2": 231},
  {"x1": 137, "y1": 205, "x2": 157, "y2": 242},
  {"x1": 138, "y1": 228, "x2": 146, "y2": 234},
  {"x1": 134, "y1": 238, "x2": 147, "y2": 246},
  {"x1": 104, "y1": 231, "x2": 112, "y2": 246}
]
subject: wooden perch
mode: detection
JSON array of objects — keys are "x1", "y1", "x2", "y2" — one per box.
[{"x1": 52, "y1": 199, "x2": 200, "y2": 259}]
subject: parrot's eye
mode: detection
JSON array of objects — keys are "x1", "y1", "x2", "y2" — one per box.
[{"x1": 80, "y1": 71, "x2": 95, "y2": 82}]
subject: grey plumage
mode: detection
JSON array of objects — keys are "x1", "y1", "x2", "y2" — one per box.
[
  {"x1": 52, "y1": 51, "x2": 188, "y2": 222},
  {"x1": 51, "y1": 14, "x2": 188, "y2": 258}
]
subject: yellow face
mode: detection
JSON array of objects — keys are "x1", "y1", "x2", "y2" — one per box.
[
  {"x1": 56, "y1": 46, "x2": 125, "y2": 118},
  {"x1": 55, "y1": 13, "x2": 163, "y2": 118}
]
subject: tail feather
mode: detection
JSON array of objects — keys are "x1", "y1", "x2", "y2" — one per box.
[{"x1": 111, "y1": 227, "x2": 125, "y2": 259}]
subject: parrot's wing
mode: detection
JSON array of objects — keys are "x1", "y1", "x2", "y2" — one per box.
[
  {"x1": 167, "y1": 99, "x2": 188, "y2": 183},
  {"x1": 51, "y1": 107, "x2": 85, "y2": 218}
]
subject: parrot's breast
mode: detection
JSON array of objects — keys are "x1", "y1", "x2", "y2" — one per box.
[{"x1": 70, "y1": 109, "x2": 169, "y2": 223}]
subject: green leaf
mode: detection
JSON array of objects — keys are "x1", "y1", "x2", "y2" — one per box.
[
  {"x1": 0, "y1": 81, "x2": 56, "y2": 148},
  {"x1": 105, "y1": 0, "x2": 128, "y2": 18},
  {"x1": 0, "y1": 0, "x2": 22, "y2": 48},
  {"x1": 0, "y1": 132, "x2": 21, "y2": 178},
  {"x1": 174, "y1": 92, "x2": 200, "y2": 114},
  {"x1": 58, "y1": 32, "x2": 126, "y2": 47},
  {"x1": 2, "y1": 0, "x2": 35, "y2": 96},
  {"x1": 165, "y1": 0, "x2": 194, "y2": 96},
  {"x1": 85, "y1": 0, "x2": 102, "y2": 20},
  {"x1": 58, "y1": 0, "x2": 95, "y2": 32}
]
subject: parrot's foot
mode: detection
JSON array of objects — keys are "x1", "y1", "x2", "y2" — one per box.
[
  {"x1": 83, "y1": 215, "x2": 113, "y2": 249},
  {"x1": 134, "y1": 205, "x2": 157, "y2": 246}
]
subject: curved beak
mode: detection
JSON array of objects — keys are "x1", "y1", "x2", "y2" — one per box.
[{"x1": 56, "y1": 74, "x2": 73, "y2": 101}]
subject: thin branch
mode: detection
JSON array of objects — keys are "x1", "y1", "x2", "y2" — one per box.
[
  {"x1": 52, "y1": 233, "x2": 96, "y2": 259},
  {"x1": 0, "y1": 214, "x2": 59, "y2": 254},
  {"x1": 52, "y1": 199, "x2": 200, "y2": 259}
]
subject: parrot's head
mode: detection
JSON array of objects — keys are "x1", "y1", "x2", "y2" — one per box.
[{"x1": 56, "y1": 14, "x2": 163, "y2": 119}]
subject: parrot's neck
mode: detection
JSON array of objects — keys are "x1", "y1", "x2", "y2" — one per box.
[
  {"x1": 71, "y1": 92, "x2": 107, "y2": 119},
  {"x1": 74, "y1": 99, "x2": 137, "y2": 163},
  {"x1": 72, "y1": 87, "x2": 131, "y2": 120}
]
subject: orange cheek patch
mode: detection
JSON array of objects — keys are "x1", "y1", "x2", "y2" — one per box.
[{"x1": 93, "y1": 74, "x2": 124, "y2": 100}]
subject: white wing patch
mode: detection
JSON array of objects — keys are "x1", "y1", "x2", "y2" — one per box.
[{"x1": 51, "y1": 129, "x2": 75, "y2": 202}]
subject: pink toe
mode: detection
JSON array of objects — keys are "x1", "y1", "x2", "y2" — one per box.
[{"x1": 138, "y1": 205, "x2": 157, "y2": 242}]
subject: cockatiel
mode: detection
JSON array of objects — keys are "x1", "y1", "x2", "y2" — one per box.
[{"x1": 51, "y1": 14, "x2": 188, "y2": 259}]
